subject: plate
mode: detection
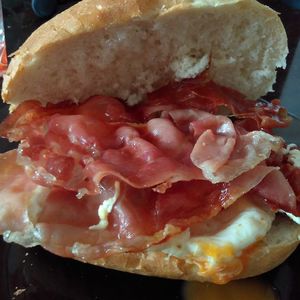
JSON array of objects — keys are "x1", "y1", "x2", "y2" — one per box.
[{"x1": 0, "y1": 1, "x2": 300, "y2": 299}]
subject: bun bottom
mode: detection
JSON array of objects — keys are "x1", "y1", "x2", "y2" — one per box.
[{"x1": 78, "y1": 216, "x2": 300, "y2": 283}]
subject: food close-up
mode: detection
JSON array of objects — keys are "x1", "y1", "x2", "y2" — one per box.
[{"x1": 0, "y1": 0, "x2": 299, "y2": 299}]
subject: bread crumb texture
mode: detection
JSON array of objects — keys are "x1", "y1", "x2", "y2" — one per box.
[{"x1": 2, "y1": 0, "x2": 287, "y2": 106}]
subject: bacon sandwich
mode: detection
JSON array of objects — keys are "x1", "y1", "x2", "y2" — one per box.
[{"x1": 0, "y1": 0, "x2": 300, "y2": 284}]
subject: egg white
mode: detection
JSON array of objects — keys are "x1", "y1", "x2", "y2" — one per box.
[{"x1": 148, "y1": 197, "x2": 275, "y2": 280}]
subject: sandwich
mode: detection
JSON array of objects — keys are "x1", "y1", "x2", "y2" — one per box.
[{"x1": 0, "y1": 0, "x2": 299, "y2": 284}]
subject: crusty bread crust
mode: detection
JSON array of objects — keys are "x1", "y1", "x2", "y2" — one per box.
[
  {"x1": 2, "y1": 0, "x2": 287, "y2": 107},
  {"x1": 78, "y1": 216, "x2": 300, "y2": 283}
]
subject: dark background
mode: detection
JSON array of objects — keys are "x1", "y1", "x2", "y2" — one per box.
[{"x1": 0, "y1": 1, "x2": 300, "y2": 299}]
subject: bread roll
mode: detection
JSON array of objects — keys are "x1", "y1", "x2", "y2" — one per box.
[
  {"x1": 2, "y1": 0, "x2": 287, "y2": 107},
  {"x1": 1, "y1": 0, "x2": 298, "y2": 284},
  {"x1": 85, "y1": 216, "x2": 300, "y2": 283}
]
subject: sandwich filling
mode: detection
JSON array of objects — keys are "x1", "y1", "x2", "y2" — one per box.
[{"x1": 0, "y1": 74, "x2": 299, "y2": 282}]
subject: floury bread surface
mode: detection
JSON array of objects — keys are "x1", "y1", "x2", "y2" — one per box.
[{"x1": 2, "y1": 0, "x2": 287, "y2": 107}]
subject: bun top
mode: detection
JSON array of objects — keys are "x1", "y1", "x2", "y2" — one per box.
[{"x1": 2, "y1": 0, "x2": 287, "y2": 107}]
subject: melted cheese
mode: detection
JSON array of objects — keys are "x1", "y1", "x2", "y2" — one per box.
[
  {"x1": 89, "y1": 181, "x2": 120, "y2": 230},
  {"x1": 149, "y1": 197, "x2": 274, "y2": 282}
]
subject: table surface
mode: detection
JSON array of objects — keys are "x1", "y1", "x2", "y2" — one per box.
[{"x1": 0, "y1": 1, "x2": 300, "y2": 299}]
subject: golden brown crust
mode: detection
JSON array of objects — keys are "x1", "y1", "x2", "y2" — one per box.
[
  {"x1": 18, "y1": 0, "x2": 166, "y2": 53},
  {"x1": 239, "y1": 216, "x2": 300, "y2": 279},
  {"x1": 79, "y1": 216, "x2": 300, "y2": 283}
]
